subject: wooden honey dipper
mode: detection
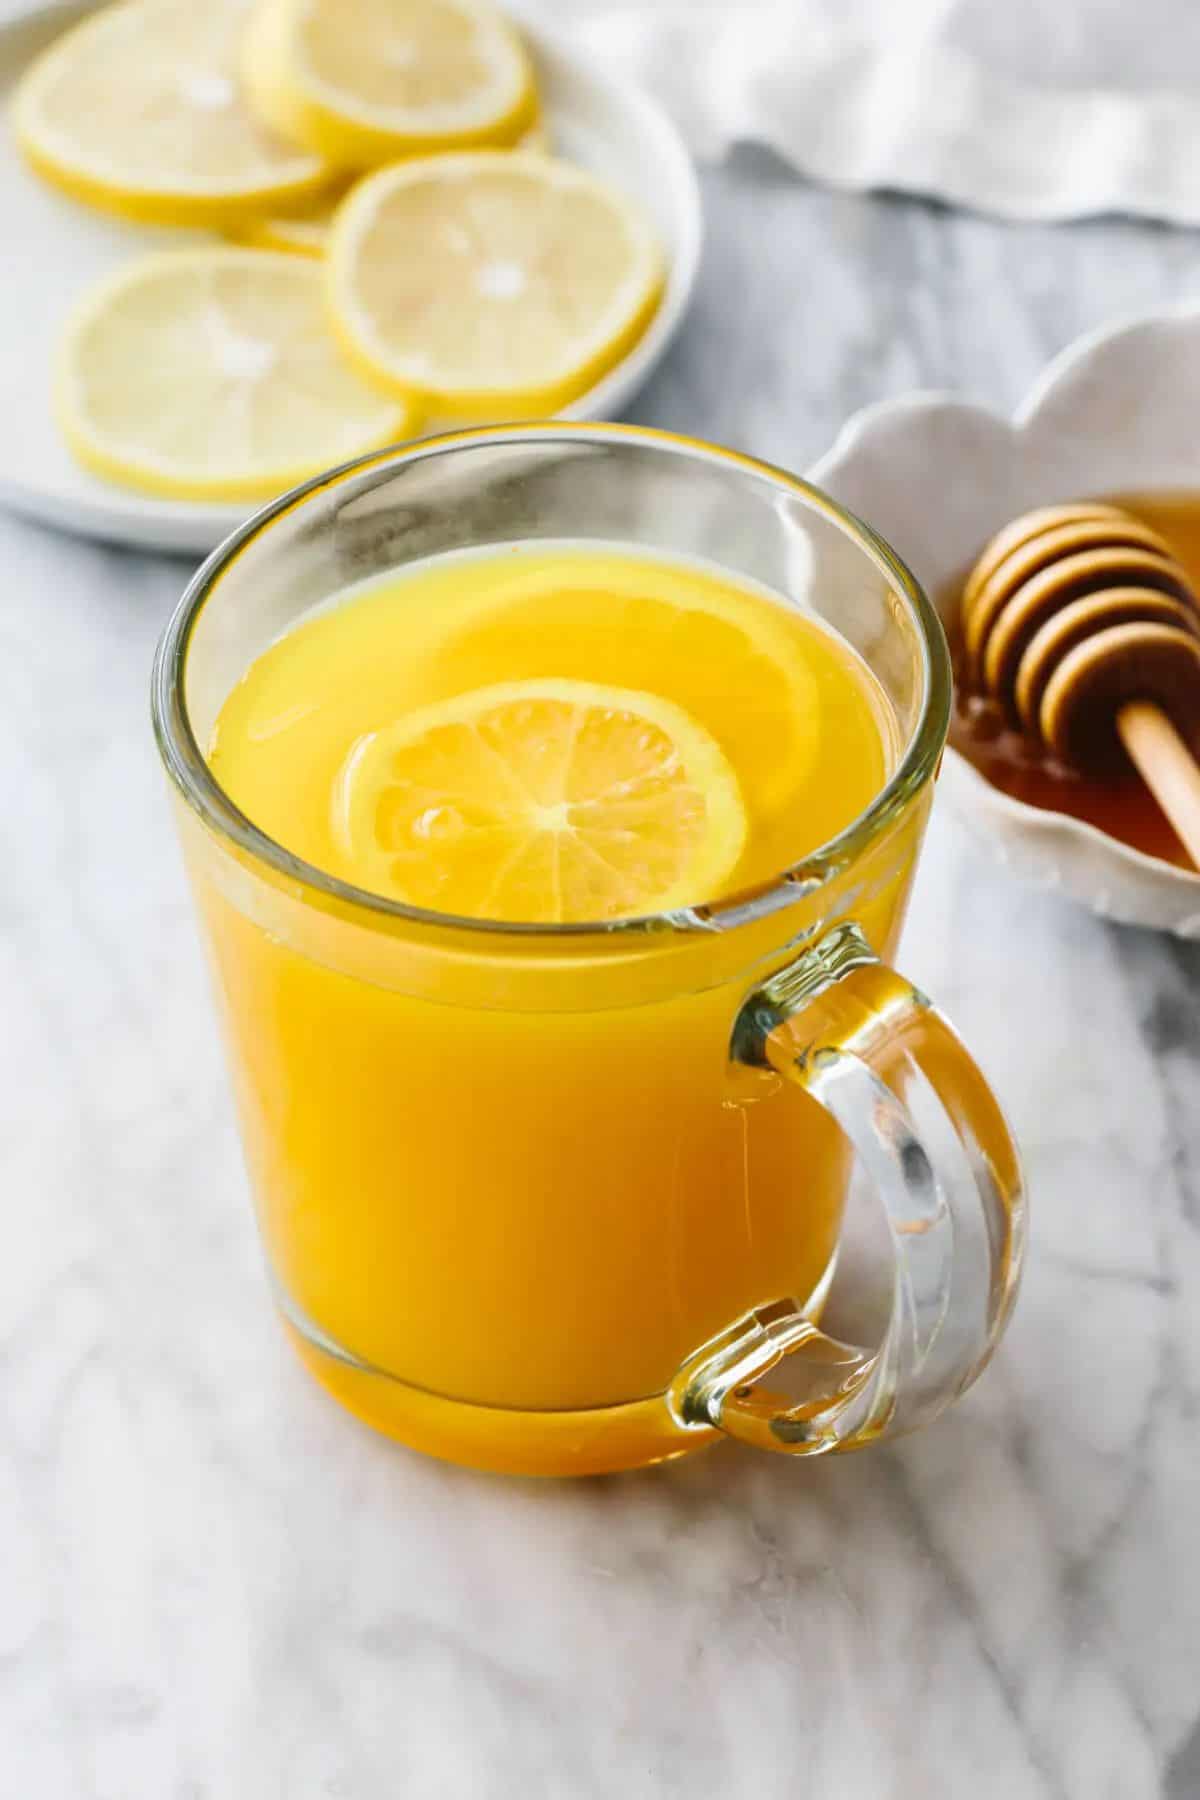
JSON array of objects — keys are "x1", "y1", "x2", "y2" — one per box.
[{"x1": 961, "y1": 502, "x2": 1200, "y2": 870}]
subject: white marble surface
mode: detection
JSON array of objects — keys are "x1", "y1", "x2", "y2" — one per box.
[{"x1": 6, "y1": 149, "x2": 1200, "y2": 1800}]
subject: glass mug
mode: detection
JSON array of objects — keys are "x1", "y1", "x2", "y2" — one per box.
[{"x1": 153, "y1": 425, "x2": 1025, "y2": 1477}]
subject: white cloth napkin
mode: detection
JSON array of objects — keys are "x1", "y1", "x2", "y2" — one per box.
[{"x1": 520, "y1": 0, "x2": 1200, "y2": 224}]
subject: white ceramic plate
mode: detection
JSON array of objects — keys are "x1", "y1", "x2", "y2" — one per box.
[
  {"x1": 0, "y1": 0, "x2": 701, "y2": 555},
  {"x1": 812, "y1": 307, "x2": 1200, "y2": 938}
]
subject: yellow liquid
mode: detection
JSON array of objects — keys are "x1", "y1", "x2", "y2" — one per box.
[
  {"x1": 211, "y1": 544, "x2": 892, "y2": 905},
  {"x1": 195, "y1": 543, "x2": 916, "y2": 1474}
]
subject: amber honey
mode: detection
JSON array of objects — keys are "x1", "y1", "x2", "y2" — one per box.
[{"x1": 949, "y1": 491, "x2": 1200, "y2": 871}]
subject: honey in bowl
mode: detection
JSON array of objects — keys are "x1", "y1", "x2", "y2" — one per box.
[{"x1": 949, "y1": 492, "x2": 1200, "y2": 872}]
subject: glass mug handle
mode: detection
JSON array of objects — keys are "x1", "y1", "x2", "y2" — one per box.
[{"x1": 669, "y1": 923, "x2": 1027, "y2": 1454}]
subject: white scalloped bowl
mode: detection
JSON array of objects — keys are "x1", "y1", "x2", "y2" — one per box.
[{"x1": 811, "y1": 307, "x2": 1200, "y2": 938}]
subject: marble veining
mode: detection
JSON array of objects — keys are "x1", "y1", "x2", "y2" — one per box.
[{"x1": 3, "y1": 146, "x2": 1200, "y2": 1800}]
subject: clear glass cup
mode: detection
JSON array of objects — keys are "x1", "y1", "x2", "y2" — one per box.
[{"x1": 153, "y1": 424, "x2": 1025, "y2": 1477}]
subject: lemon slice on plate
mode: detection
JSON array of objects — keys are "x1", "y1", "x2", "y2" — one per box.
[
  {"x1": 241, "y1": 0, "x2": 537, "y2": 169},
  {"x1": 58, "y1": 248, "x2": 415, "y2": 502},
  {"x1": 12, "y1": 0, "x2": 331, "y2": 227},
  {"x1": 331, "y1": 677, "x2": 748, "y2": 921},
  {"x1": 327, "y1": 151, "x2": 664, "y2": 416}
]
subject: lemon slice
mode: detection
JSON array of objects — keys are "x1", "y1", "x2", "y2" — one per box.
[
  {"x1": 241, "y1": 0, "x2": 537, "y2": 169},
  {"x1": 58, "y1": 248, "x2": 415, "y2": 501},
  {"x1": 12, "y1": 0, "x2": 331, "y2": 227},
  {"x1": 327, "y1": 152, "x2": 663, "y2": 416},
  {"x1": 331, "y1": 678, "x2": 748, "y2": 921}
]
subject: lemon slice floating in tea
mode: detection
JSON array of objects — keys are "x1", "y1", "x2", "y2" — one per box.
[{"x1": 330, "y1": 677, "x2": 749, "y2": 921}]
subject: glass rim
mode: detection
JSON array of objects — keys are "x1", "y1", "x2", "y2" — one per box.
[{"x1": 151, "y1": 421, "x2": 951, "y2": 941}]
